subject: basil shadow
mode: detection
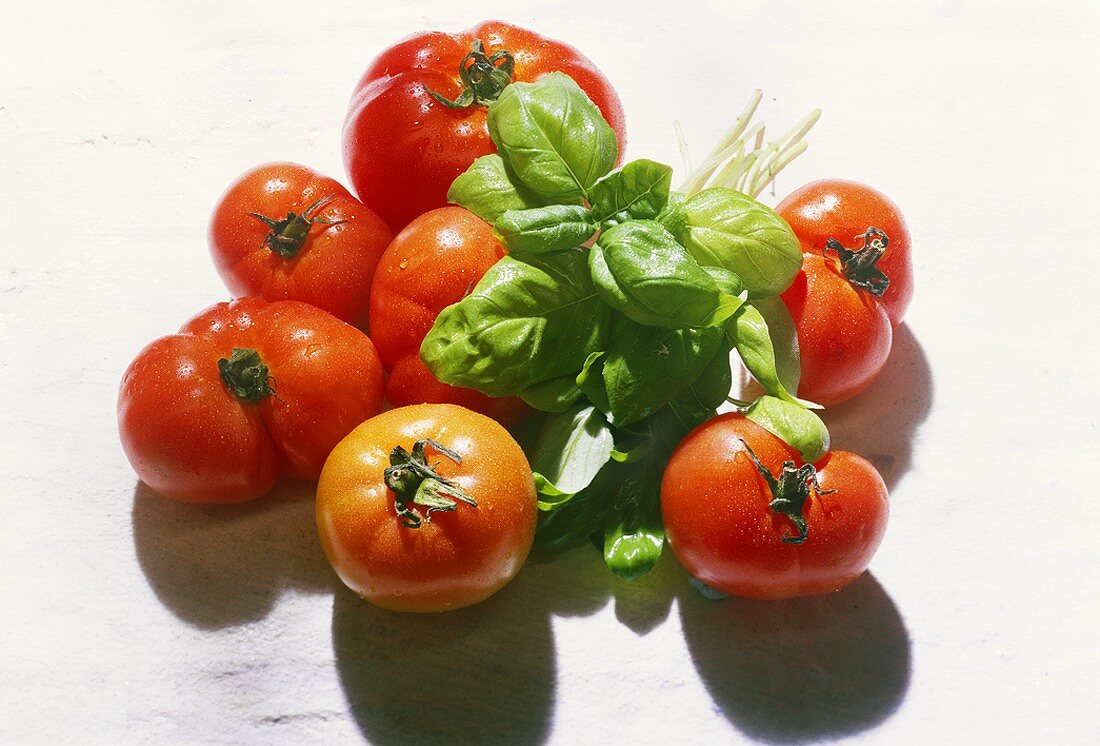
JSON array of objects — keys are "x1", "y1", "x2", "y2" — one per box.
[
  {"x1": 821, "y1": 325, "x2": 932, "y2": 490},
  {"x1": 680, "y1": 573, "x2": 910, "y2": 743},
  {"x1": 131, "y1": 479, "x2": 335, "y2": 630}
]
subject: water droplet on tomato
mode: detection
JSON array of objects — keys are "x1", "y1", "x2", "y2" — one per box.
[
  {"x1": 398, "y1": 258, "x2": 408, "y2": 269},
  {"x1": 305, "y1": 344, "x2": 322, "y2": 358}
]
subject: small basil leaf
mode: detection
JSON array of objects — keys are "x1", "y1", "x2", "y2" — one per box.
[
  {"x1": 657, "y1": 190, "x2": 687, "y2": 236},
  {"x1": 519, "y1": 376, "x2": 583, "y2": 412},
  {"x1": 494, "y1": 205, "x2": 598, "y2": 254},
  {"x1": 590, "y1": 159, "x2": 673, "y2": 226},
  {"x1": 590, "y1": 221, "x2": 741, "y2": 329},
  {"x1": 603, "y1": 460, "x2": 664, "y2": 581},
  {"x1": 701, "y1": 266, "x2": 744, "y2": 298},
  {"x1": 421, "y1": 251, "x2": 612, "y2": 397},
  {"x1": 575, "y1": 351, "x2": 611, "y2": 415},
  {"x1": 603, "y1": 317, "x2": 724, "y2": 426},
  {"x1": 447, "y1": 154, "x2": 543, "y2": 224},
  {"x1": 528, "y1": 404, "x2": 615, "y2": 501},
  {"x1": 535, "y1": 465, "x2": 613, "y2": 551},
  {"x1": 678, "y1": 187, "x2": 803, "y2": 298},
  {"x1": 488, "y1": 72, "x2": 618, "y2": 203},
  {"x1": 670, "y1": 337, "x2": 733, "y2": 425},
  {"x1": 744, "y1": 395, "x2": 831, "y2": 462},
  {"x1": 728, "y1": 303, "x2": 817, "y2": 408},
  {"x1": 750, "y1": 296, "x2": 801, "y2": 395}
]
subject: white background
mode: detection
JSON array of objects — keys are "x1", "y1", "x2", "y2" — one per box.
[{"x1": 2, "y1": 1, "x2": 1098, "y2": 743}]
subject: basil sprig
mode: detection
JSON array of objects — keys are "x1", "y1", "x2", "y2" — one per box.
[{"x1": 422, "y1": 73, "x2": 828, "y2": 580}]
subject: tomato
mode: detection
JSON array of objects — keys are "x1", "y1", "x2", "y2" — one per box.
[
  {"x1": 316, "y1": 404, "x2": 537, "y2": 612},
  {"x1": 780, "y1": 252, "x2": 893, "y2": 406},
  {"x1": 343, "y1": 20, "x2": 626, "y2": 231},
  {"x1": 661, "y1": 413, "x2": 889, "y2": 600},
  {"x1": 777, "y1": 179, "x2": 912, "y2": 326},
  {"x1": 119, "y1": 298, "x2": 384, "y2": 503},
  {"x1": 209, "y1": 162, "x2": 392, "y2": 330},
  {"x1": 369, "y1": 206, "x2": 528, "y2": 423}
]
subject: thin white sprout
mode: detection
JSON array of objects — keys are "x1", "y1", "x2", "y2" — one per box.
[
  {"x1": 679, "y1": 91, "x2": 763, "y2": 194},
  {"x1": 683, "y1": 121, "x2": 766, "y2": 194},
  {"x1": 673, "y1": 120, "x2": 693, "y2": 174}
]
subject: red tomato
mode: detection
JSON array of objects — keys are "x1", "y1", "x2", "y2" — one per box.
[
  {"x1": 369, "y1": 206, "x2": 528, "y2": 423},
  {"x1": 209, "y1": 162, "x2": 392, "y2": 330},
  {"x1": 777, "y1": 179, "x2": 912, "y2": 326},
  {"x1": 119, "y1": 298, "x2": 385, "y2": 503},
  {"x1": 316, "y1": 404, "x2": 537, "y2": 612},
  {"x1": 781, "y1": 253, "x2": 893, "y2": 406},
  {"x1": 661, "y1": 413, "x2": 889, "y2": 600},
  {"x1": 343, "y1": 20, "x2": 626, "y2": 231}
]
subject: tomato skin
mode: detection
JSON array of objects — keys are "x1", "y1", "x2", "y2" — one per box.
[
  {"x1": 316, "y1": 404, "x2": 537, "y2": 612},
  {"x1": 781, "y1": 253, "x2": 893, "y2": 406},
  {"x1": 208, "y1": 162, "x2": 392, "y2": 330},
  {"x1": 661, "y1": 413, "x2": 888, "y2": 600},
  {"x1": 777, "y1": 179, "x2": 912, "y2": 326},
  {"x1": 119, "y1": 298, "x2": 385, "y2": 503},
  {"x1": 344, "y1": 20, "x2": 626, "y2": 231},
  {"x1": 369, "y1": 206, "x2": 527, "y2": 423}
]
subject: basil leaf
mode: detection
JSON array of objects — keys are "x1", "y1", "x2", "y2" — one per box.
[
  {"x1": 678, "y1": 187, "x2": 803, "y2": 298},
  {"x1": 488, "y1": 72, "x2": 618, "y2": 203},
  {"x1": 670, "y1": 338, "x2": 733, "y2": 425},
  {"x1": 728, "y1": 303, "x2": 817, "y2": 408},
  {"x1": 702, "y1": 266, "x2": 744, "y2": 298},
  {"x1": 744, "y1": 395, "x2": 830, "y2": 462},
  {"x1": 494, "y1": 205, "x2": 598, "y2": 254},
  {"x1": 603, "y1": 459, "x2": 664, "y2": 581},
  {"x1": 575, "y1": 351, "x2": 611, "y2": 415},
  {"x1": 519, "y1": 375, "x2": 583, "y2": 412},
  {"x1": 590, "y1": 159, "x2": 673, "y2": 226},
  {"x1": 421, "y1": 251, "x2": 612, "y2": 397},
  {"x1": 447, "y1": 154, "x2": 543, "y2": 224},
  {"x1": 528, "y1": 404, "x2": 614, "y2": 507},
  {"x1": 657, "y1": 190, "x2": 686, "y2": 236},
  {"x1": 535, "y1": 466, "x2": 612, "y2": 551},
  {"x1": 750, "y1": 296, "x2": 801, "y2": 394},
  {"x1": 590, "y1": 221, "x2": 743, "y2": 329},
  {"x1": 603, "y1": 317, "x2": 724, "y2": 426}
]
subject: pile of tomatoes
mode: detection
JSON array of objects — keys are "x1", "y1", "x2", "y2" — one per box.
[{"x1": 119, "y1": 20, "x2": 910, "y2": 612}]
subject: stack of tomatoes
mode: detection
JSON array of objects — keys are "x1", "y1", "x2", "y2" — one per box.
[{"x1": 119, "y1": 20, "x2": 911, "y2": 612}]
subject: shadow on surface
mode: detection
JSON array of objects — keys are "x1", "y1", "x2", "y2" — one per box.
[
  {"x1": 131, "y1": 479, "x2": 335, "y2": 630},
  {"x1": 680, "y1": 573, "x2": 911, "y2": 744},
  {"x1": 822, "y1": 325, "x2": 932, "y2": 490}
]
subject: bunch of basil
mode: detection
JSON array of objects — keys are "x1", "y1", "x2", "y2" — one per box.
[{"x1": 421, "y1": 73, "x2": 829, "y2": 580}]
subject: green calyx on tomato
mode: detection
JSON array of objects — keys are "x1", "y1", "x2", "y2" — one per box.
[
  {"x1": 825, "y1": 227, "x2": 891, "y2": 297},
  {"x1": 217, "y1": 347, "x2": 274, "y2": 404},
  {"x1": 383, "y1": 438, "x2": 478, "y2": 529},
  {"x1": 739, "y1": 438, "x2": 833, "y2": 545},
  {"x1": 428, "y1": 39, "x2": 515, "y2": 110},
  {"x1": 246, "y1": 195, "x2": 344, "y2": 260}
]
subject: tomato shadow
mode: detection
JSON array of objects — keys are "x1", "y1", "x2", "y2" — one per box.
[
  {"x1": 130, "y1": 479, "x2": 336, "y2": 630},
  {"x1": 680, "y1": 573, "x2": 911, "y2": 744},
  {"x1": 820, "y1": 325, "x2": 932, "y2": 490},
  {"x1": 331, "y1": 545, "x2": 613, "y2": 746}
]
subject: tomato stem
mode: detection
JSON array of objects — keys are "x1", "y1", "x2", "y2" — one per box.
[
  {"x1": 384, "y1": 439, "x2": 478, "y2": 528},
  {"x1": 825, "y1": 227, "x2": 891, "y2": 297},
  {"x1": 218, "y1": 348, "x2": 274, "y2": 404},
  {"x1": 428, "y1": 39, "x2": 515, "y2": 110},
  {"x1": 738, "y1": 438, "x2": 834, "y2": 544},
  {"x1": 246, "y1": 195, "x2": 344, "y2": 259}
]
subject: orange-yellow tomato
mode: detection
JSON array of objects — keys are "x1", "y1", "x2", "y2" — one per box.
[{"x1": 316, "y1": 404, "x2": 536, "y2": 612}]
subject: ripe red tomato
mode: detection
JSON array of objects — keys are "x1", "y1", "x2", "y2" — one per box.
[
  {"x1": 209, "y1": 162, "x2": 392, "y2": 330},
  {"x1": 369, "y1": 206, "x2": 528, "y2": 423},
  {"x1": 119, "y1": 298, "x2": 385, "y2": 503},
  {"x1": 343, "y1": 20, "x2": 627, "y2": 231},
  {"x1": 316, "y1": 404, "x2": 537, "y2": 612},
  {"x1": 661, "y1": 413, "x2": 889, "y2": 600},
  {"x1": 777, "y1": 179, "x2": 912, "y2": 326},
  {"x1": 781, "y1": 252, "x2": 893, "y2": 406}
]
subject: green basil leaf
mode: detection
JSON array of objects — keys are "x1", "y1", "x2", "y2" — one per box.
[
  {"x1": 488, "y1": 72, "x2": 618, "y2": 203},
  {"x1": 603, "y1": 317, "x2": 724, "y2": 426},
  {"x1": 447, "y1": 154, "x2": 543, "y2": 224},
  {"x1": 603, "y1": 460, "x2": 664, "y2": 581},
  {"x1": 728, "y1": 303, "x2": 818, "y2": 408},
  {"x1": 527, "y1": 404, "x2": 614, "y2": 507},
  {"x1": 744, "y1": 395, "x2": 831, "y2": 462},
  {"x1": 670, "y1": 338, "x2": 733, "y2": 425},
  {"x1": 535, "y1": 466, "x2": 612, "y2": 551},
  {"x1": 519, "y1": 375, "x2": 583, "y2": 412},
  {"x1": 590, "y1": 221, "x2": 743, "y2": 329},
  {"x1": 575, "y1": 350, "x2": 611, "y2": 415},
  {"x1": 702, "y1": 266, "x2": 744, "y2": 298},
  {"x1": 421, "y1": 251, "x2": 612, "y2": 397},
  {"x1": 749, "y1": 296, "x2": 801, "y2": 394},
  {"x1": 678, "y1": 187, "x2": 803, "y2": 298},
  {"x1": 494, "y1": 205, "x2": 598, "y2": 254},
  {"x1": 589, "y1": 159, "x2": 673, "y2": 226},
  {"x1": 657, "y1": 190, "x2": 686, "y2": 236}
]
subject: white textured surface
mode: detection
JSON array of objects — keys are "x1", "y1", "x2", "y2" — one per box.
[{"x1": 2, "y1": 1, "x2": 1098, "y2": 744}]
